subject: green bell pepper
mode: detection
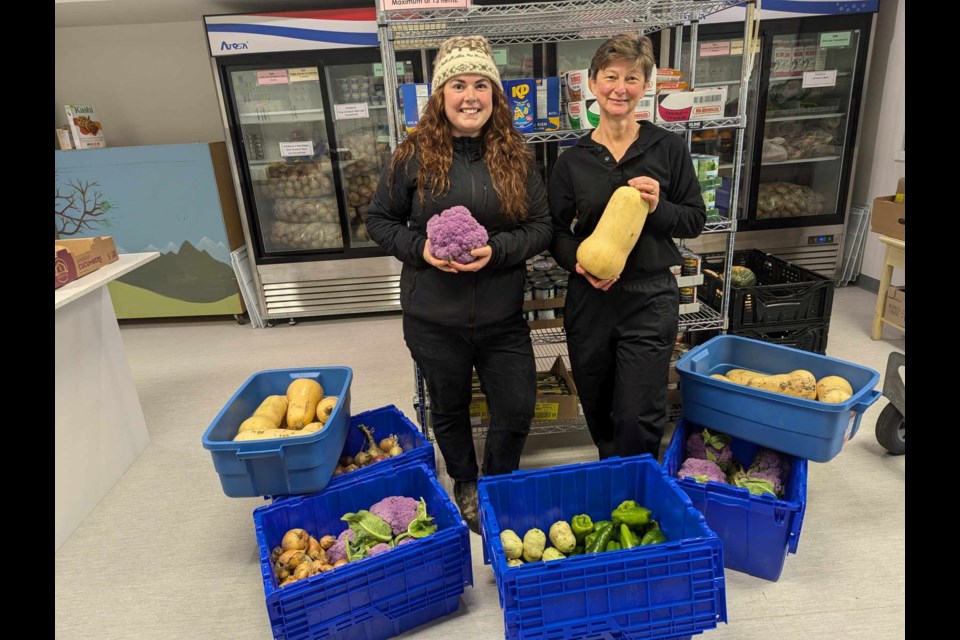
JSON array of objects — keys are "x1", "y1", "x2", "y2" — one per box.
[
  {"x1": 585, "y1": 521, "x2": 614, "y2": 554},
  {"x1": 640, "y1": 529, "x2": 667, "y2": 546},
  {"x1": 605, "y1": 540, "x2": 621, "y2": 552},
  {"x1": 611, "y1": 500, "x2": 651, "y2": 528},
  {"x1": 570, "y1": 515, "x2": 594, "y2": 543},
  {"x1": 620, "y1": 524, "x2": 639, "y2": 549},
  {"x1": 583, "y1": 532, "x2": 598, "y2": 551}
]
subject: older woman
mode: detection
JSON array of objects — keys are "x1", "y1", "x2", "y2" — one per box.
[{"x1": 549, "y1": 33, "x2": 706, "y2": 461}]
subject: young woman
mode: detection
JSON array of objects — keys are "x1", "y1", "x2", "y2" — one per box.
[
  {"x1": 549, "y1": 33, "x2": 706, "y2": 460},
  {"x1": 366, "y1": 36, "x2": 552, "y2": 533}
]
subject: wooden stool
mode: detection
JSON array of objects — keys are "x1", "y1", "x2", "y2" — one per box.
[{"x1": 871, "y1": 234, "x2": 905, "y2": 339}]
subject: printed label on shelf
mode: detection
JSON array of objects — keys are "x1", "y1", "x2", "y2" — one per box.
[
  {"x1": 700, "y1": 41, "x2": 731, "y2": 57},
  {"x1": 533, "y1": 403, "x2": 560, "y2": 422},
  {"x1": 802, "y1": 69, "x2": 837, "y2": 88},
  {"x1": 279, "y1": 141, "x2": 314, "y2": 157},
  {"x1": 820, "y1": 31, "x2": 852, "y2": 48},
  {"x1": 257, "y1": 70, "x2": 288, "y2": 85},
  {"x1": 334, "y1": 102, "x2": 370, "y2": 120},
  {"x1": 730, "y1": 39, "x2": 744, "y2": 56},
  {"x1": 288, "y1": 67, "x2": 319, "y2": 83},
  {"x1": 379, "y1": 0, "x2": 467, "y2": 10},
  {"x1": 493, "y1": 48, "x2": 508, "y2": 66},
  {"x1": 372, "y1": 62, "x2": 406, "y2": 78}
]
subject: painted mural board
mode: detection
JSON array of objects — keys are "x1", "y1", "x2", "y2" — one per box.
[{"x1": 54, "y1": 143, "x2": 243, "y2": 319}]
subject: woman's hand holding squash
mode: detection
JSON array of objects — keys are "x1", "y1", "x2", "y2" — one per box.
[
  {"x1": 627, "y1": 176, "x2": 660, "y2": 213},
  {"x1": 576, "y1": 263, "x2": 618, "y2": 291}
]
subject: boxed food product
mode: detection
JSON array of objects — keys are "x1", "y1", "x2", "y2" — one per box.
[
  {"x1": 398, "y1": 83, "x2": 431, "y2": 133},
  {"x1": 562, "y1": 69, "x2": 595, "y2": 102},
  {"x1": 655, "y1": 86, "x2": 727, "y2": 123},
  {"x1": 870, "y1": 177, "x2": 905, "y2": 240},
  {"x1": 470, "y1": 356, "x2": 578, "y2": 426},
  {"x1": 633, "y1": 95, "x2": 656, "y2": 121},
  {"x1": 535, "y1": 77, "x2": 560, "y2": 131},
  {"x1": 565, "y1": 99, "x2": 598, "y2": 130},
  {"x1": 64, "y1": 104, "x2": 106, "y2": 149},
  {"x1": 501, "y1": 78, "x2": 537, "y2": 133},
  {"x1": 54, "y1": 236, "x2": 119, "y2": 289}
]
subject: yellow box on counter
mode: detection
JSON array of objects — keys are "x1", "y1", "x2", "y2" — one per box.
[
  {"x1": 54, "y1": 236, "x2": 118, "y2": 289},
  {"x1": 884, "y1": 286, "x2": 905, "y2": 328},
  {"x1": 470, "y1": 356, "x2": 579, "y2": 426},
  {"x1": 871, "y1": 177, "x2": 905, "y2": 240}
]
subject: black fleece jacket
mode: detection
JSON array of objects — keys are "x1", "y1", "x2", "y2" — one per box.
[
  {"x1": 548, "y1": 121, "x2": 706, "y2": 280},
  {"x1": 366, "y1": 136, "x2": 552, "y2": 328}
]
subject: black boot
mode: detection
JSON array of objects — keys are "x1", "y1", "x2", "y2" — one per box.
[{"x1": 453, "y1": 480, "x2": 480, "y2": 535}]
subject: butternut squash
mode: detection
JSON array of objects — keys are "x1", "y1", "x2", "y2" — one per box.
[
  {"x1": 576, "y1": 186, "x2": 650, "y2": 280},
  {"x1": 816, "y1": 375, "x2": 854, "y2": 402},
  {"x1": 710, "y1": 374, "x2": 732, "y2": 382},
  {"x1": 286, "y1": 378, "x2": 324, "y2": 429},
  {"x1": 316, "y1": 396, "x2": 338, "y2": 424},
  {"x1": 300, "y1": 422, "x2": 324, "y2": 434},
  {"x1": 253, "y1": 395, "x2": 288, "y2": 428},
  {"x1": 238, "y1": 415, "x2": 278, "y2": 434},
  {"x1": 747, "y1": 369, "x2": 817, "y2": 400},
  {"x1": 725, "y1": 368, "x2": 765, "y2": 385},
  {"x1": 233, "y1": 428, "x2": 305, "y2": 442}
]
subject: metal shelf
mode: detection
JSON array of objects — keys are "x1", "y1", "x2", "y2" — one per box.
[
  {"x1": 762, "y1": 155, "x2": 841, "y2": 166},
  {"x1": 696, "y1": 79, "x2": 741, "y2": 86},
  {"x1": 239, "y1": 108, "x2": 325, "y2": 124},
  {"x1": 380, "y1": 0, "x2": 752, "y2": 48},
  {"x1": 702, "y1": 216, "x2": 735, "y2": 234},
  {"x1": 679, "y1": 302, "x2": 723, "y2": 331},
  {"x1": 766, "y1": 111, "x2": 844, "y2": 123}
]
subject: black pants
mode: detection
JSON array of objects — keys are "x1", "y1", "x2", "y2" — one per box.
[
  {"x1": 403, "y1": 313, "x2": 535, "y2": 482},
  {"x1": 564, "y1": 270, "x2": 679, "y2": 459}
]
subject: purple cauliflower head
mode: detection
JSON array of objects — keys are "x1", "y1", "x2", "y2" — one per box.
[
  {"x1": 749, "y1": 448, "x2": 791, "y2": 480},
  {"x1": 369, "y1": 496, "x2": 421, "y2": 536},
  {"x1": 366, "y1": 543, "x2": 392, "y2": 557},
  {"x1": 746, "y1": 469, "x2": 785, "y2": 496},
  {"x1": 426, "y1": 206, "x2": 489, "y2": 263},
  {"x1": 325, "y1": 528, "x2": 355, "y2": 564},
  {"x1": 685, "y1": 429, "x2": 734, "y2": 472},
  {"x1": 678, "y1": 457, "x2": 728, "y2": 484},
  {"x1": 395, "y1": 536, "x2": 416, "y2": 546}
]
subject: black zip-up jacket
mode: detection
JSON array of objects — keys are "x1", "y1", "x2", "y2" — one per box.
[
  {"x1": 549, "y1": 122, "x2": 706, "y2": 279},
  {"x1": 366, "y1": 136, "x2": 552, "y2": 328}
]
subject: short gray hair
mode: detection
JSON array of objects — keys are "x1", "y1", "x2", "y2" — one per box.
[{"x1": 589, "y1": 33, "x2": 656, "y2": 83}]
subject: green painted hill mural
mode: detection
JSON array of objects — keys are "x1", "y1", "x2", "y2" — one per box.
[
  {"x1": 117, "y1": 241, "x2": 239, "y2": 303},
  {"x1": 109, "y1": 280, "x2": 241, "y2": 319}
]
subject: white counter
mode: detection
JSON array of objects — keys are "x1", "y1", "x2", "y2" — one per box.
[{"x1": 55, "y1": 252, "x2": 159, "y2": 550}]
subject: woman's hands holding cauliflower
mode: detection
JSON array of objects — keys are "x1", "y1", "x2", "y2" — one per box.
[{"x1": 424, "y1": 205, "x2": 492, "y2": 273}]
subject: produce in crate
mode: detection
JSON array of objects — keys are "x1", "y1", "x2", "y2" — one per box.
[
  {"x1": 332, "y1": 423, "x2": 406, "y2": 476},
  {"x1": 816, "y1": 375, "x2": 854, "y2": 403},
  {"x1": 678, "y1": 457, "x2": 727, "y2": 484},
  {"x1": 286, "y1": 378, "x2": 324, "y2": 428},
  {"x1": 576, "y1": 186, "x2": 650, "y2": 280},
  {"x1": 253, "y1": 395, "x2": 288, "y2": 428},
  {"x1": 316, "y1": 396, "x2": 339, "y2": 423},
  {"x1": 685, "y1": 428, "x2": 734, "y2": 472},
  {"x1": 717, "y1": 366, "x2": 855, "y2": 404}
]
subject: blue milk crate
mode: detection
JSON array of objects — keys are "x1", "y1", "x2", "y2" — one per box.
[
  {"x1": 201, "y1": 367, "x2": 352, "y2": 498},
  {"x1": 478, "y1": 455, "x2": 727, "y2": 640},
  {"x1": 676, "y1": 335, "x2": 881, "y2": 462},
  {"x1": 324, "y1": 405, "x2": 436, "y2": 492},
  {"x1": 253, "y1": 462, "x2": 472, "y2": 640},
  {"x1": 662, "y1": 418, "x2": 807, "y2": 581}
]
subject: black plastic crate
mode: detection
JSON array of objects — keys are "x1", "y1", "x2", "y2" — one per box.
[
  {"x1": 698, "y1": 249, "x2": 834, "y2": 330},
  {"x1": 731, "y1": 320, "x2": 830, "y2": 354}
]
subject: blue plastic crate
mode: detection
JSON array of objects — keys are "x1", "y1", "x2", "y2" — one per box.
[
  {"x1": 478, "y1": 456, "x2": 727, "y2": 640},
  {"x1": 663, "y1": 418, "x2": 807, "y2": 581},
  {"x1": 201, "y1": 367, "x2": 352, "y2": 498},
  {"x1": 326, "y1": 405, "x2": 435, "y2": 491},
  {"x1": 253, "y1": 462, "x2": 472, "y2": 640},
  {"x1": 676, "y1": 335, "x2": 881, "y2": 462}
]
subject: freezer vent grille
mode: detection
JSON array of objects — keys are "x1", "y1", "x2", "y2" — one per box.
[
  {"x1": 261, "y1": 275, "x2": 401, "y2": 317},
  {"x1": 765, "y1": 245, "x2": 839, "y2": 279}
]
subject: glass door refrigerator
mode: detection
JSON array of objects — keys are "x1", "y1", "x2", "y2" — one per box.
[
  {"x1": 204, "y1": 8, "x2": 423, "y2": 322},
  {"x1": 682, "y1": 0, "x2": 878, "y2": 277}
]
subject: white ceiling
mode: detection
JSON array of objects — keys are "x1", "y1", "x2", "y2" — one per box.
[{"x1": 54, "y1": 0, "x2": 364, "y2": 29}]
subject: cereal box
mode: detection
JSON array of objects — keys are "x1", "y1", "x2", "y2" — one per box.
[{"x1": 64, "y1": 104, "x2": 106, "y2": 149}]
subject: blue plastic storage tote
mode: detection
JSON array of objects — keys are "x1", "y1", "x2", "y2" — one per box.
[
  {"x1": 253, "y1": 462, "x2": 472, "y2": 640},
  {"x1": 478, "y1": 455, "x2": 727, "y2": 640},
  {"x1": 201, "y1": 367, "x2": 352, "y2": 498},
  {"x1": 663, "y1": 419, "x2": 807, "y2": 581},
  {"x1": 675, "y1": 335, "x2": 881, "y2": 462}
]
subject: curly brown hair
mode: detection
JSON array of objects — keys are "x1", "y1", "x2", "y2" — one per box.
[{"x1": 389, "y1": 84, "x2": 533, "y2": 223}]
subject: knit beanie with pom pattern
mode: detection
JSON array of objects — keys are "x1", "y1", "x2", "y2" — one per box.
[{"x1": 432, "y1": 35, "x2": 502, "y2": 89}]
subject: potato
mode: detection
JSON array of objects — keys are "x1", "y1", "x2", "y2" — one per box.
[
  {"x1": 548, "y1": 521, "x2": 576, "y2": 554},
  {"x1": 500, "y1": 529, "x2": 523, "y2": 560},
  {"x1": 522, "y1": 528, "x2": 546, "y2": 562}
]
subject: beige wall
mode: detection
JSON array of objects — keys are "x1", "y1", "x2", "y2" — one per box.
[
  {"x1": 55, "y1": 21, "x2": 227, "y2": 147},
  {"x1": 850, "y1": 0, "x2": 905, "y2": 286}
]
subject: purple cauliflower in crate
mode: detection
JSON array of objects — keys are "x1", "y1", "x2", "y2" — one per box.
[
  {"x1": 325, "y1": 528, "x2": 355, "y2": 564},
  {"x1": 678, "y1": 457, "x2": 728, "y2": 485},
  {"x1": 729, "y1": 468, "x2": 779, "y2": 497},
  {"x1": 685, "y1": 428, "x2": 734, "y2": 473},
  {"x1": 395, "y1": 536, "x2": 416, "y2": 546},
  {"x1": 369, "y1": 496, "x2": 421, "y2": 536},
  {"x1": 426, "y1": 205, "x2": 489, "y2": 263},
  {"x1": 749, "y1": 448, "x2": 791, "y2": 479},
  {"x1": 366, "y1": 543, "x2": 392, "y2": 557}
]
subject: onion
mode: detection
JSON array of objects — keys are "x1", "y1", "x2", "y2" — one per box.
[{"x1": 281, "y1": 528, "x2": 310, "y2": 552}]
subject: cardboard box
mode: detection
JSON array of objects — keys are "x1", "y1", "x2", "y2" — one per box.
[
  {"x1": 54, "y1": 236, "x2": 118, "y2": 289},
  {"x1": 884, "y1": 286, "x2": 905, "y2": 328},
  {"x1": 871, "y1": 177, "x2": 905, "y2": 240},
  {"x1": 470, "y1": 356, "x2": 579, "y2": 426}
]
